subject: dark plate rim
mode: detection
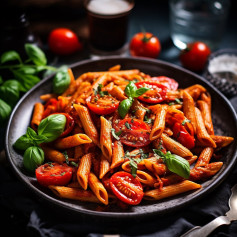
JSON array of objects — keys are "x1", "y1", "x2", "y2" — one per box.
[{"x1": 5, "y1": 56, "x2": 237, "y2": 219}]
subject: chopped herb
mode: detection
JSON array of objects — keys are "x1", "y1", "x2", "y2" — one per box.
[
  {"x1": 144, "y1": 115, "x2": 153, "y2": 124},
  {"x1": 143, "y1": 96, "x2": 150, "y2": 99},
  {"x1": 61, "y1": 172, "x2": 66, "y2": 176},
  {"x1": 182, "y1": 119, "x2": 191, "y2": 126},
  {"x1": 111, "y1": 128, "x2": 122, "y2": 140},
  {"x1": 169, "y1": 98, "x2": 183, "y2": 106},
  {"x1": 70, "y1": 161, "x2": 78, "y2": 167},
  {"x1": 125, "y1": 121, "x2": 132, "y2": 129},
  {"x1": 63, "y1": 151, "x2": 69, "y2": 165}
]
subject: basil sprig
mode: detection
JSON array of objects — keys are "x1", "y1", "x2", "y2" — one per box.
[
  {"x1": 0, "y1": 44, "x2": 70, "y2": 127},
  {"x1": 14, "y1": 114, "x2": 66, "y2": 172},
  {"x1": 118, "y1": 81, "x2": 149, "y2": 118},
  {"x1": 153, "y1": 149, "x2": 190, "y2": 179}
]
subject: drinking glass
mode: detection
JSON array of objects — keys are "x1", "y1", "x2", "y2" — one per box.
[
  {"x1": 85, "y1": 0, "x2": 134, "y2": 56},
  {"x1": 169, "y1": 0, "x2": 230, "y2": 50}
]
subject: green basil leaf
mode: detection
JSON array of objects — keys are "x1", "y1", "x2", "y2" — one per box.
[
  {"x1": 1, "y1": 50, "x2": 21, "y2": 64},
  {"x1": 134, "y1": 87, "x2": 150, "y2": 97},
  {"x1": 165, "y1": 153, "x2": 190, "y2": 179},
  {"x1": 23, "y1": 146, "x2": 44, "y2": 172},
  {"x1": 118, "y1": 98, "x2": 133, "y2": 119},
  {"x1": 38, "y1": 114, "x2": 66, "y2": 142},
  {"x1": 53, "y1": 67, "x2": 70, "y2": 94},
  {"x1": 16, "y1": 66, "x2": 37, "y2": 75},
  {"x1": 13, "y1": 134, "x2": 35, "y2": 151},
  {"x1": 13, "y1": 70, "x2": 40, "y2": 92},
  {"x1": 0, "y1": 80, "x2": 20, "y2": 107},
  {"x1": 0, "y1": 76, "x2": 3, "y2": 84},
  {"x1": 26, "y1": 127, "x2": 48, "y2": 145},
  {"x1": 0, "y1": 99, "x2": 12, "y2": 124},
  {"x1": 129, "y1": 157, "x2": 138, "y2": 178},
  {"x1": 24, "y1": 44, "x2": 47, "y2": 66},
  {"x1": 111, "y1": 128, "x2": 122, "y2": 140},
  {"x1": 154, "y1": 149, "x2": 190, "y2": 179},
  {"x1": 125, "y1": 81, "x2": 137, "y2": 98}
]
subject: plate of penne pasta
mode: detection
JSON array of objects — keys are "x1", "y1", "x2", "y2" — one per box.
[{"x1": 5, "y1": 57, "x2": 237, "y2": 219}]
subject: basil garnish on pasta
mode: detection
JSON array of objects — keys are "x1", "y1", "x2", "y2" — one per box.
[
  {"x1": 118, "y1": 81, "x2": 149, "y2": 118},
  {"x1": 153, "y1": 149, "x2": 190, "y2": 179}
]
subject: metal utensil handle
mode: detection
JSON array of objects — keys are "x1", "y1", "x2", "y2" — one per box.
[{"x1": 180, "y1": 216, "x2": 231, "y2": 237}]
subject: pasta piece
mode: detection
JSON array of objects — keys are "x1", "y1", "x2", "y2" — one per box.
[
  {"x1": 195, "y1": 107, "x2": 216, "y2": 148},
  {"x1": 100, "y1": 116, "x2": 113, "y2": 162},
  {"x1": 131, "y1": 99, "x2": 147, "y2": 120},
  {"x1": 109, "y1": 85, "x2": 127, "y2": 101},
  {"x1": 88, "y1": 172, "x2": 108, "y2": 205},
  {"x1": 182, "y1": 90, "x2": 197, "y2": 134},
  {"x1": 110, "y1": 141, "x2": 124, "y2": 169},
  {"x1": 109, "y1": 64, "x2": 121, "y2": 71},
  {"x1": 184, "y1": 84, "x2": 206, "y2": 101},
  {"x1": 150, "y1": 105, "x2": 168, "y2": 141},
  {"x1": 48, "y1": 186, "x2": 100, "y2": 203},
  {"x1": 144, "y1": 180, "x2": 201, "y2": 201},
  {"x1": 77, "y1": 153, "x2": 93, "y2": 190},
  {"x1": 40, "y1": 144, "x2": 66, "y2": 164},
  {"x1": 143, "y1": 158, "x2": 167, "y2": 176},
  {"x1": 92, "y1": 73, "x2": 110, "y2": 91},
  {"x1": 211, "y1": 135, "x2": 234, "y2": 149},
  {"x1": 195, "y1": 147, "x2": 214, "y2": 167},
  {"x1": 136, "y1": 170, "x2": 157, "y2": 187},
  {"x1": 190, "y1": 162, "x2": 223, "y2": 181},
  {"x1": 31, "y1": 103, "x2": 44, "y2": 130},
  {"x1": 40, "y1": 93, "x2": 57, "y2": 101},
  {"x1": 53, "y1": 134, "x2": 92, "y2": 150},
  {"x1": 74, "y1": 145, "x2": 84, "y2": 159},
  {"x1": 197, "y1": 100, "x2": 214, "y2": 135},
  {"x1": 99, "y1": 155, "x2": 110, "y2": 179},
  {"x1": 73, "y1": 104, "x2": 100, "y2": 146},
  {"x1": 62, "y1": 68, "x2": 77, "y2": 97},
  {"x1": 161, "y1": 133, "x2": 193, "y2": 158}
]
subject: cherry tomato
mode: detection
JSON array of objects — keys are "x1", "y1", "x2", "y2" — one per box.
[
  {"x1": 109, "y1": 171, "x2": 144, "y2": 205},
  {"x1": 172, "y1": 122, "x2": 195, "y2": 150},
  {"x1": 114, "y1": 118, "x2": 151, "y2": 147},
  {"x1": 150, "y1": 76, "x2": 179, "y2": 91},
  {"x1": 42, "y1": 98, "x2": 58, "y2": 118},
  {"x1": 48, "y1": 28, "x2": 82, "y2": 55},
  {"x1": 129, "y1": 32, "x2": 161, "y2": 58},
  {"x1": 35, "y1": 163, "x2": 73, "y2": 187},
  {"x1": 53, "y1": 113, "x2": 75, "y2": 137},
  {"x1": 86, "y1": 95, "x2": 119, "y2": 115},
  {"x1": 180, "y1": 42, "x2": 211, "y2": 72},
  {"x1": 135, "y1": 81, "x2": 168, "y2": 104}
]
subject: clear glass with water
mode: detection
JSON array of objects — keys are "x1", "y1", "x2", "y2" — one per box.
[{"x1": 169, "y1": 0, "x2": 230, "y2": 50}]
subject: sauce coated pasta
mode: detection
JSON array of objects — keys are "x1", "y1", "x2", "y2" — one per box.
[{"x1": 27, "y1": 65, "x2": 234, "y2": 207}]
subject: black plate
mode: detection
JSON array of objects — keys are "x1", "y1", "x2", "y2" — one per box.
[{"x1": 5, "y1": 57, "x2": 237, "y2": 220}]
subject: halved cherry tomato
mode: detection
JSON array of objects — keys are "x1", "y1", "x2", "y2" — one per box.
[
  {"x1": 114, "y1": 118, "x2": 151, "y2": 147},
  {"x1": 135, "y1": 81, "x2": 167, "y2": 104},
  {"x1": 109, "y1": 171, "x2": 144, "y2": 205},
  {"x1": 53, "y1": 112, "x2": 75, "y2": 137},
  {"x1": 150, "y1": 76, "x2": 179, "y2": 91},
  {"x1": 172, "y1": 122, "x2": 195, "y2": 150},
  {"x1": 42, "y1": 98, "x2": 58, "y2": 118},
  {"x1": 86, "y1": 95, "x2": 119, "y2": 115},
  {"x1": 35, "y1": 163, "x2": 73, "y2": 187}
]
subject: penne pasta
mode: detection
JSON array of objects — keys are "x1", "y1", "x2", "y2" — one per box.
[
  {"x1": 144, "y1": 180, "x2": 201, "y2": 201},
  {"x1": 22, "y1": 66, "x2": 234, "y2": 208}
]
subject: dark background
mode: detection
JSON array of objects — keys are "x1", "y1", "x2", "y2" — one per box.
[{"x1": 0, "y1": 0, "x2": 237, "y2": 236}]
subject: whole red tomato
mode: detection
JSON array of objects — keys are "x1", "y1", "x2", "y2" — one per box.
[
  {"x1": 180, "y1": 42, "x2": 211, "y2": 72},
  {"x1": 129, "y1": 32, "x2": 161, "y2": 58},
  {"x1": 48, "y1": 28, "x2": 82, "y2": 55}
]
